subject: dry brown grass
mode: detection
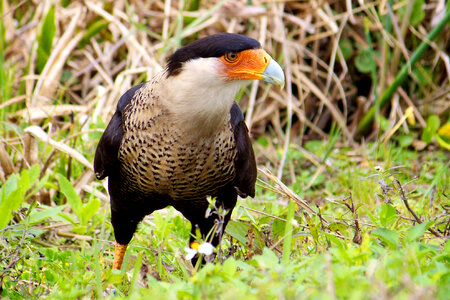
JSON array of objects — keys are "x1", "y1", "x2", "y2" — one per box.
[{"x1": 1, "y1": 0, "x2": 449, "y2": 184}]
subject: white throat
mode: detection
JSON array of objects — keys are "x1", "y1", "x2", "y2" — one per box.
[{"x1": 162, "y1": 57, "x2": 247, "y2": 137}]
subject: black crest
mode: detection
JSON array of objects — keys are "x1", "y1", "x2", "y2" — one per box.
[{"x1": 166, "y1": 33, "x2": 261, "y2": 76}]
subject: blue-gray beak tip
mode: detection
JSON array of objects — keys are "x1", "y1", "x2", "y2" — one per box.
[{"x1": 262, "y1": 58, "x2": 285, "y2": 88}]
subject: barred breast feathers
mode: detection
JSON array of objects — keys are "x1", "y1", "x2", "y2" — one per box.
[{"x1": 118, "y1": 70, "x2": 238, "y2": 200}]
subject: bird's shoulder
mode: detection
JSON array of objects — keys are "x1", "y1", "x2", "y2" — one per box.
[
  {"x1": 93, "y1": 81, "x2": 151, "y2": 180},
  {"x1": 121, "y1": 77, "x2": 170, "y2": 133},
  {"x1": 230, "y1": 102, "x2": 257, "y2": 198}
]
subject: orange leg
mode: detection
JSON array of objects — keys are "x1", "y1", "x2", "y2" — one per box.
[{"x1": 113, "y1": 242, "x2": 128, "y2": 270}]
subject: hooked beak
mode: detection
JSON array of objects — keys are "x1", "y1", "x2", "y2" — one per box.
[{"x1": 261, "y1": 58, "x2": 285, "y2": 88}]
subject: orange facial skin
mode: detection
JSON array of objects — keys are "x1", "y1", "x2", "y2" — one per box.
[{"x1": 219, "y1": 48, "x2": 272, "y2": 81}]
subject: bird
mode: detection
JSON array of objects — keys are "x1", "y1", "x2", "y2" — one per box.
[{"x1": 94, "y1": 33, "x2": 285, "y2": 270}]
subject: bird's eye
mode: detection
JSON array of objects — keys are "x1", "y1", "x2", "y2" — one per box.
[{"x1": 224, "y1": 52, "x2": 239, "y2": 63}]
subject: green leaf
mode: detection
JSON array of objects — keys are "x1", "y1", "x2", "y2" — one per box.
[
  {"x1": 378, "y1": 116, "x2": 390, "y2": 132},
  {"x1": 410, "y1": 0, "x2": 426, "y2": 26},
  {"x1": 27, "y1": 205, "x2": 65, "y2": 224},
  {"x1": 272, "y1": 218, "x2": 286, "y2": 239},
  {"x1": 78, "y1": 19, "x2": 110, "y2": 48},
  {"x1": 422, "y1": 115, "x2": 440, "y2": 144},
  {"x1": 328, "y1": 222, "x2": 349, "y2": 232},
  {"x1": 0, "y1": 175, "x2": 19, "y2": 230},
  {"x1": 225, "y1": 220, "x2": 250, "y2": 245},
  {"x1": 36, "y1": 6, "x2": 56, "y2": 72},
  {"x1": 444, "y1": 239, "x2": 450, "y2": 253},
  {"x1": 413, "y1": 65, "x2": 432, "y2": 86},
  {"x1": 339, "y1": 39, "x2": 353, "y2": 60},
  {"x1": 397, "y1": 134, "x2": 414, "y2": 148},
  {"x1": 0, "y1": 167, "x2": 40, "y2": 229},
  {"x1": 26, "y1": 174, "x2": 49, "y2": 201},
  {"x1": 355, "y1": 50, "x2": 375, "y2": 74},
  {"x1": 56, "y1": 173, "x2": 82, "y2": 219},
  {"x1": 324, "y1": 232, "x2": 345, "y2": 249},
  {"x1": 406, "y1": 222, "x2": 430, "y2": 242},
  {"x1": 222, "y1": 257, "x2": 237, "y2": 277},
  {"x1": 379, "y1": 204, "x2": 397, "y2": 227},
  {"x1": 72, "y1": 225, "x2": 87, "y2": 234},
  {"x1": 1, "y1": 173, "x2": 18, "y2": 200},
  {"x1": 372, "y1": 228, "x2": 399, "y2": 249},
  {"x1": 254, "y1": 248, "x2": 279, "y2": 269},
  {"x1": 305, "y1": 214, "x2": 319, "y2": 243},
  {"x1": 399, "y1": 0, "x2": 425, "y2": 26},
  {"x1": 79, "y1": 198, "x2": 101, "y2": 225}
]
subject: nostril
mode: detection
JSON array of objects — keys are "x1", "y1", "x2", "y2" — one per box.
[{"x1": 264, "y1": 57, "x2": 268, "y2": 64}]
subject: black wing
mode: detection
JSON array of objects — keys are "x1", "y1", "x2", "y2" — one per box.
[
  {"x1": 230, "y1": 102, "x2": 257, "y2": 198},
  {"x1": 94, "y1": 83, "x2": 145, "y2": 180}
]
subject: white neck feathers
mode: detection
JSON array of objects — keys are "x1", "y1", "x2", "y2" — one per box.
[{"x1": 161, "y1": 58, "x2": 246, "y2": 137}]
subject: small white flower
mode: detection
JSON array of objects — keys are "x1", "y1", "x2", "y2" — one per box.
[
  {"x1": 185, "y1": 247, "x2": 197, "y2": 260},
  {"x1": 198, "y1": 242, "x2": 214, "y2": 255},
  {"x1": 184, "y1": 242, "x2": 215, "y2": 260}
]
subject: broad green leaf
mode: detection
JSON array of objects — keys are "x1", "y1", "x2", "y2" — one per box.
[
  {"x1": 324, "y1": 232, "x2": 345, "y2": 248},
  {"x1": 305, "y1": 214, "x2": 319, "y2": 243},
  {"x1": 19, "y1": 167, "x2": 30, "y2": 195},
  {"x1": 254, "y1": 248, "x2": 279, "y2": 269},
  {"x1": 56, "y1": 173, "x2": 82, "y2": 219},
  {"x1": 328, "y1": 222, "x2": 349, "y2": 232},
  {"x1": 379, "y1": 204, "x2": 397, "y2": 227},
  {"x1": 72, "y1": 225, "x2": 87, "y2": 234},
  {"x1": 397, "y1": 134, "x2": 414, "y2": 148},
  {"x1": 272, "y1": 218, "x2": 286, "y2": 239},
  {"x1": 399, "y1": 0, "x2": 425, "y2": 26},
  {"x1": 225, "y1": 220, "x2": 250, "y2": 245},
  {"x1": 306, "y1": 173, "x2": 326, "y2": 187},
  {"x1": 26, "y1": 174, "x2": 49, "y2": 201},
  {"x1": 222, "y1": 257, "x2": 237, "y2": 276},
  {"x1": 372, "y1": 228, "x2": 399, "y2": 249},
  {"x1": 410, "y1": 0, "x2": 426, "y2": 26},
  {"x1": 0, "y1": 174, "x2": 25, "y2": 229},
  {"x1": 28, "y1": 205, "x2": 65, "y2": 224},
  {"x1": 1, "y1": 173, "x2": 18, "y2": 202},
  {"x1": 378, "y1": 116, "x2": 390, "y2": 132},
  {"x1": 422, "y1": 115, "x2": 440, "y2": 144},
  {"x1": 80, "y1": 198, "x2": 101, "y2": 225},
  {"x1": 406, "y1": 222, "x2": 430, "y2": 242},
  {"x1": 445, "y1": 239, "x2": 450, "y2": 253}
]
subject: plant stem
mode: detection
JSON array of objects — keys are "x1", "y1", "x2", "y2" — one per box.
[{"x1": 358, "y1": 9, "x2": 450, "y2": 135}]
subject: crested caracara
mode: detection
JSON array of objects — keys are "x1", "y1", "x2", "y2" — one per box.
[{"x1": 94, "y1": 33, "x2": 284, "y2": 270}]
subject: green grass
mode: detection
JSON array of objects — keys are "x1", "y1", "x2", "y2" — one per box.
[
  {"x1": 1, "y1": 0, "x2": 449, "y2": 298},
  {"x1": 1, "y1": 141, "x2": 449, "y2": 299}
]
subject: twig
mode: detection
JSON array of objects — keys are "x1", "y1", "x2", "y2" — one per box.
[{"x1": 394, "y1": 179, "x2": 442, "y2": 238}]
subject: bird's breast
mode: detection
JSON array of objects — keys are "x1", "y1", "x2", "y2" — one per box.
[{"x1": 118, "y1": 117, "x2": 237, "y2": 201}]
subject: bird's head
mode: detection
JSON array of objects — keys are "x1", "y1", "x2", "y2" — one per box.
[
  {"x1": 166, "y1": 33, "x2": 285, "y2": 88},
  {"x1": 163, "y1": 33, "x2": 284, "y2": 137}
]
